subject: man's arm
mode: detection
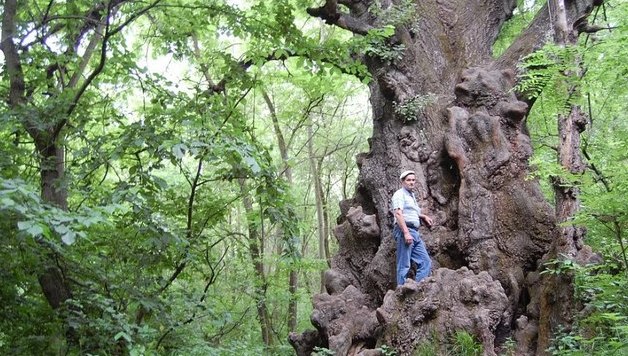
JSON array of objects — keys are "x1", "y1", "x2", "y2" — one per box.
[
  {"x1": 394, "y1": 208, "x2": 413, "y2": 245},
  {"x1": 419, "y1": 213, "x2": 433, "y2": 227}
]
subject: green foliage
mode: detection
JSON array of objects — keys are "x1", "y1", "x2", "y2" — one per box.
[
  {"x1": 413, "y1": 341, "x2": 439, "y2": 356},
  {"x1": 492, "y1": 1, "x2": 543, "y2": 57},
  {"x1": 501, "y1": 337, "x2": 517, "y2": 356},
  {"x1": 369, "y1": 0, "x2": 418, "y2": 28},
  {"x1": 394, "y1": 94, "x2": 437, "y2": 122},
  {"x1": 550, "y1": 261, "x2": 628, "y2": 355},
  {"x1": 350, "y1": 25, "x2": 406, "y2": 65},
  {"x1": 516, "y1": 43, "x2": 582, "y2": 103},
  {"x1": 1, "y1": 178, "x2": 116, "y2": 245},
  {"x1": 451, "y1": 331, "x2": 483, "y2": 356},
  {"x1": 540, "y1": 256, "x2": 579, "y2": 276},
  {"x1": 547, "y1": 264, "x2": 628, "y2": 355},
  {"x1": 1, "y1": 0, "x2": 368, "y2": 353},
  {"x1": 379, "y1": 344, "x2": 398, "y2": 356},
  {"x1": 412, "y1": 330, "x2": 483, "y2": 356},
  {"x1": 313, "y1": 346, "x2": 336, "y2": 355},
  {"x1": 342, "y1": 0, "x2": 419, "y2": 65}
]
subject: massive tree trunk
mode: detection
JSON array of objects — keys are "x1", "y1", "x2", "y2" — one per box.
[{"x1": 290, "y1": 1, "x2": 603, "y2": 355}]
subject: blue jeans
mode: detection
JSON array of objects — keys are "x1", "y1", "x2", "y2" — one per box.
[{"x1": 394, "y1": 225, "x2": 431, "y2": 286}]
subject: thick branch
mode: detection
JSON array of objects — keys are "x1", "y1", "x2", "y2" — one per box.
[
  {"x1": 67, "y1": 21, "x2": 106, "y2": 89},
  {"x1": 71, "y1": 0, "x2": 130, "y2": 49},
  {"x1": 1, "y1": 0, "x2": 26, "y2": 107},
  {"x1": 306, "y1": 0, "x2": 372, "y2": 35}
]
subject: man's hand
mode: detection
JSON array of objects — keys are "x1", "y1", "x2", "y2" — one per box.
[
  {"x1": 421, "y1": 214, "x2": 434, "y2": 227},
  {"x1": 404, "y1": 232, "x2": 412, "y2": 245}
]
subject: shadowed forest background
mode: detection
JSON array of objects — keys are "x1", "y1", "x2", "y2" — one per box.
[{"x1": 1, "y1": 0, "x2": 626, "y2": 355}]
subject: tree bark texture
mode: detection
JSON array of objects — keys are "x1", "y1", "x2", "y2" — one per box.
[{"x1": 291, "y1": 1, "x2": 603, "y2": 355}]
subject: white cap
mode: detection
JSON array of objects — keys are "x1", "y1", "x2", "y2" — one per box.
[{"x1": 399, "y1": 170, "x2": 415, "y2": 180}]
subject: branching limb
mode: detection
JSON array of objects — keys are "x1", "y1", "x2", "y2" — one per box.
[
  {"x1": 581, "y1": 137, "x2": 611, "y2": 192},
  {"x1": 307, "y1": 0, "x2": 372, "y2": 35},
  {"x1": 495, "y1": 0, "x2": 603, "y2": 71},
  {"x1": 578, "y1": 24, "x2": 616, "y2": 34},
  {"x1": 1, "y1": 0, "x2": 26, "y2": 107},
  {"x1": 60, "y1": 0, "x2": 163, "y2": 134}
]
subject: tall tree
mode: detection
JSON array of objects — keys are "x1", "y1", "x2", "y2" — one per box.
[
  {"x1": 307, "y1": 114, "x2": 329, "y2": 292},
  {"x1": 290, "y1": 0, "x2": 606, "y2": 355},
  {"x1": 1, "y1": 0, "x2": 315, "y2": 352},
  {"x1": 1, "y1": 0, "x2": 158, "y2": 346},
  {"x1": 238, "y1": 176, "x2": 274, "y2": 346},
  {"x1": 535, "y1": 0, "x2": 592, "y2": 353},
  {"x1": 262, "y1": 88, "x2": 301, "y2": 332}
]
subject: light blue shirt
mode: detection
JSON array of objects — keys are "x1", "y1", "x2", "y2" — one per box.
[{"x1": 391, "y1": 188, "x2": 421, "y2": 227}]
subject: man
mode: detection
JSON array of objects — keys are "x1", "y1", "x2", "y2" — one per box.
[{"x1": 391, "y1": 170, "x2": 433, "y2": 286}]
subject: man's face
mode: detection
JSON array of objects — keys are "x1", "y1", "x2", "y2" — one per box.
[{"x1": 401, "y1": 174, "x2": 416, "y2": 190}]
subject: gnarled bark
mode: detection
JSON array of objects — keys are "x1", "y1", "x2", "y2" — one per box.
[
  {"x1": 293, "y1": 0, "x2": 603, "y2": 354},
  {"x1": 377, "y1": 268, "x2": 509, "y2": 356}
]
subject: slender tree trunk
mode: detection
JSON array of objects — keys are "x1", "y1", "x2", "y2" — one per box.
[
  {"x1": 262, "y1": 90, "x2": 299, "y2": 332},
  {"x1": 308, "y1": 122, "x2": 328, "y2": 293},
  {"x1": 318, "y1": 159, "x2": 331, "y2": 268},
  {"x1": 553, "y1": 0, "x2": 570, "y2": 44},
  {"x1": 34, "y1": 137, "x2": 76, "y2": 345},
  {"x1": 238, "y1": 178, "x2": 274, "y2": 346},
  {"x1": 536, "y1": 2, "x2": 590, "y2": 351},
  {"x1": 3, "y1": 1, "x2": 155, "y2": 351},
  {"x1": 536, "y1": 107, "x2": 588, "y2": 354}
]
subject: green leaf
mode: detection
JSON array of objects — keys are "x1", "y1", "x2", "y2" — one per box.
[
  {"x1": 114, "y1": 331, "x2": 132, "y2": 343},
  {"x1": 381, "y1": 25, "x2": 395, "y2": 37},
  {"x1": 172, "y1": 143, "x2": 187, "y2": 159},
  {"x1": 17, "y1": 220, "x2": 44, "y2": 237},
  {"x1": 61, "y1": 231, "x2": 76, "y2": 245},
  {"x1": 0, "y1": 197, "x2": 15, "y2": 208}
]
